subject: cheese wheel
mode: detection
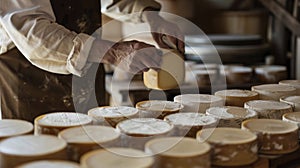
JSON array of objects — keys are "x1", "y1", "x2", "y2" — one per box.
[
  {"x1": 136, "y1": 100, "x2": 183, "y2": 119},
  {"x1": 242, "y1": 119, "x2": 299, "y2": 154},
  {"x1": 206, "y1": 106, "x2": 258, "y2": 128},
  {"x1": 191, "y1": 63, "x2": 218, "y2": 70},
  {"x1": 280, "y1": 96, "x2": 300, "y2": 111},
  {"x1": 255, "y1": 65, "x2": 287, "y2": 83},
  {"x1": 251, "y1": 84, "x2": 296, "y2": 100},
  {"x1": 145, "y1": 137, "x2": 211, "y2": 168},
  {"x1": 80, "y1": 148, "x2": 154, "y2": 168},
  {"x1": 221, "y1": 66, "x2": 253, "y2": 84},
  {"x1": 282, "y1": 112, "x2": 300, "y2": 139},
  {"x1": 214, "y1": 89, "x2": 259, "y2": 107},
  {"x1": 279, "y1": 80, "x2": 300, "y2": 95},
  {"x1": 58, "y1": 125, "x2": 120, "y2": 162},
  {"x1": 88, "y1": 106, "x2": 139, "y2": 127},
  {"x1": 174, "y1": 94, "x2": 224, "y2": 113},
  {"x1": 192, "y1": 69, "x2": 217, "y2": 86},
  {"x1": 0, "y1": 119, "x2": 33, "y2": 140},
  {"x1": 197, "y1": 128, "x2": 258, "y2": 166},
  {"x1": 16, "y1": 160, "x2": 80, "y2": 168},
  {"x1": 244, "y1": 100, "x2": 293, "y2": 119},
  {"x1": 143, "y1": 49, "x2": 185, "y2": 90},
  {"x1": 164, "y1": 112, "x2": 217, "y2": 137},
  {"x1": 0, "y1": 135, "x2": 67, "y2": 168},
  {"x1": 116, "y1": 118, "x2": 173, "y2": 150},
  {"x1": 34, "y1": 112, "x2": 92, "y2": 136}
]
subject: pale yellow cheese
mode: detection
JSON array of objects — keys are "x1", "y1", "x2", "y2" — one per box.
[
  {"x1": 251, "y1": 84, "x2": 296, "y2": 100},
  {"x1": 280, "y1": 96, "x2": 300, "y2": 111},
  {"x1": 145, "y1": 137, "x2": 211, "y2": 168},
  {"x1": 215, "y1": 89, "x2": 259, "y2": 107},
  {"x1": 0, "y1": 119, "x2": 33, "y2": 140},
  {"x1": 197, "y1": 127, "x2": 258, "y2": 166},
  {"x1": 16, "y1": 160, "x2": 80, "y2": 168},
  {"x1": 80, "y1": 148, "x2": 154, "y2": 168},
  {"x1": 242, "y1": 119, "x2": 299, "y2": 154},
  {"x1": 143, "y1": 49, "x2": 185, "y2": 90},
  {"x1": 279, "y1": 80, "x2": 300, "y2": 95}
]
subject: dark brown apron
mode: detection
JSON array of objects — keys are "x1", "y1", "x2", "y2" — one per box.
[{"x1": 0, "y1": 0, "x2": 107, "y2": 122}]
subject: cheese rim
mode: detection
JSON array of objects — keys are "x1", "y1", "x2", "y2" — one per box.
[
  {"x1": 88, "y1": 106, "x2": 139, "y2": 119},
  {"x1": 174, "y1": 94, "x2": 224, "y2": 104},
  {"x1": 145, "y1": 137, "x2": 211, "y2": 157},
  {"x1": 215, "y1": 89, "x2": 258, "y2": 98},
  {"x1": 252, "y1": 84, "x2": 296, "y2": 93},
  {"x1": 81, "y1": 148, "x2": 154, "y2": 168},
  {"x1": 197, "y1": 127, "x2": 257, "y2": 144},
  {"x1": 16, "y1": 160, "x2": 80, "y2": 168},
  {"x1": 0, "y1": 135, "x2": 66, "y2": 156},
  {"x1": 0, "y1": 119, "x2": 33, "y2": 138},
  {"x1": 206, "y1": 106, "x2": 257, "y2": 119},
  {"x1": 255, "y1": 65, "x2": 286, "y2": 73},
  {"x1": 283, "y1": 112, "x2": 300, "y2": 123},
  {"x1": 245, "y1": 100, "x2": 292, "y2": 110},
  {"x1": 280, "y1": 96, "x2": 300, "y2": 106},
  {"x1": 279, "y1": 80, "x2": 300, "y2": 88},
  {"x1": 242, "y1": 119, "x2": 298, "y2": 134},
  {"x1": 58, "y1": 125, "x2": 120, "y2": 144},
  {"x1": 135, "y1": 100, "x2": 183, "y2": 112},
  {"x1": 164, "y1": 112, "x2": 217, "y2": 126}
]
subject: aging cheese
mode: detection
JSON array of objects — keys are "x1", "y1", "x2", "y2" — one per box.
[
  {"x1": 164, "y1": 112, "x2": 217, "y2": 138},
  {"x1": 145, "y1": 137, "x2": 211, "y2": 168},
  {"x1": 58, "y1": 125, "x2": 120, "y2": 162},
  {"x1": 174, "y1": 94, "x2": 224, "y2": 113},
  {"x1": 279, "y1": 80, "x2": 300, "y2": 95},
  {"x1": 244, "y1": 100, "x2": 293, "y2": 119},
  {"x1": 193, "y1": 69, "x2": 217, "y2": 86},
  {"x1": 251, "y1": 84, "x2": 296, "y2": 100},
  {"x1": 88, "y1": 106, "x2": 138, "y2": 127},
  {"x1": 80, "y1": 148, "x2": 154, "y2": 168},
  {"x1": 282, "y1": 112, "x2": 300, "y2": 138},
  {"x1": 116, "y1": 118, "x2": 173, "y2": 150},
  {"x1": 34, "y1": 112, "x2": 92, "y2": 136},
  {"x1": 0, "y1": 135, "x2": 67, "y2": 168},
  {"x1": 221, "y1": 66, "x2": 253, "y2": 84},
  {"x1": 143, "y1": 49, "x2": 185, "y2": 90},
  {"x1": 280, "y1": 96, "x2": 300, "y2": 111},
  {"x1": 197, "y1": 127, "x2": 258, "y2": 166},
  {"x1": 206, "y1": 106, "x2": 258, "y2": 128},
  {"x1": 16, "y1": 160, "x2": 80, "y2": 168},
  {"x1": 255, "y1": 65, "x2": 287, "y2": 83},
  {"x1": 136, "y1": 100, "x2": 183, "y2": 119},
  {"x1": 214, "y1": 89, "x2": 259, "y2": 107},
  {"x1": 0, "y1": 119, "x2": 33, "y2": 140},
  {"x1": 242, "y1": 119, "x2": 299, "y2": 154}
]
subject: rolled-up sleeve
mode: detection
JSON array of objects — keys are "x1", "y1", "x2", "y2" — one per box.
[{"x1": 0, "y1": 0, "x2": 94, "y2": 76}]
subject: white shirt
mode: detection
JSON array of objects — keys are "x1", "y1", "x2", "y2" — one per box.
[{"x1": 0, "y1": 0, "x2": 160, "y2": 76}]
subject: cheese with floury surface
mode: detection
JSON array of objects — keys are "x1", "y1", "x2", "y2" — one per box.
[
  {"x1": 0, "y1": 135, "x2": 67, "y2": 168},
  {"x1": 136, "y1": 100, "x2": 183, "y2": 119},
  {"x1": 206, "y1": 106, "x2": 258, "y2": 128},
  {"x1": 16, "y1": 160, "x2": 80, "y2": 168},
  {"x1": 242, "y1": 119, "x2": 299, "y2": 154},
  {"x1": 80, "y1": 148, "x2": 154, "y2": 168},
  {"x1": 0, "y1": 119, "x2": 33, "y2": 140},
  {"x1": 279, "y1": 80, "x2": 300, "y2": 95},
  {"x1": 214, "y1": 89, "x2": 259, "y2": 107},
  {"x1": 143, "y1": 49, "x2": 185, "y2": 90},
  {"x1": 88, "y1": 106, "x2": 138, "y2": 127},
  {"x1": 283, "y1": 112, "x2": 300, "y2": 138},
  {"x1": 58, "y1": 125, "x2": 120, "y2": 162},
  {"x1": 251, "y1": 84, "x2": 296, "y2": 100},
  {"x1": 280, "y1": 96, "x2": 300, "y2": 111},
  {"x1": 244, "y1": 100, "x2": 293, "y2": 119},
  {"x1": 197, "y1": 128, "x2": 258, "y2": 167},
  {"x1": 34, "y1": 112, "x2": 92, "y2": 136},
  {"x1": 145, "y1": 137, "x2": 211, "y2": 168},
  {"x1": 164, "y1": 112, "x2": 217, "y2": 137},
  {"x1": 174, "y1": 94, "x2": 224, "y2": 113}
]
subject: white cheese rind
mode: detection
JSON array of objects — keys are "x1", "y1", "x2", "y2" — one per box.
[
  {"x1": 0, "y1": 119, "x2": 33, "y2": 140},
  {"x1": 280, "y1": 96, "x2": 300, "y2": 111},
  {"x1": 251, "y1": 84, "x2": 296, "y2": 100},
  {"x1": 279, "y1": 80, "x2": 300, "y2": 95},
  {"x1": 215, "y1": 89, "x2": 259, "y2": 107},
  {"x1": 282, "y1": 112, "x2": 300, "y2": 139},
  {"x1": 16, "y1": 160, "x2": 80, "y2": 168}
]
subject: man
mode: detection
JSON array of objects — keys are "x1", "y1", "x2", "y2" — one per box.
[{"x1": 0, "y1": 0, "x2": 184, "y2": 121}]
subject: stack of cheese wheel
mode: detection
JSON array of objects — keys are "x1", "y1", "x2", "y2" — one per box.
[
  {"x1": 280, "y1": 96, "x2": 300, "y2": 111},
  {"x1": 251, "y1": 84, "x2": 296, "y2": 100},
  {"x1": 145, "y1": 137, "x2": 211, "y2": 168},
  {"x1": 197, "y1": 128, "x2": 258, "y2": 167},
  {"x1": 279, "y1": 80, "x2": 300, "y2": 95},
  {"x1": 116, "y1": 118, "x2": 173, "y2": 150},
  {"x1": 220, "y1": 65, "x2": 253, "y2": 84},
  {"x1": 135, "y1": 100, "x2": 183, "y2": 119},
  {"x1": 164, "y1": 112, "x2": 217, "y2": 137},
  {"x1": 174, "y1": 94, "x2": 224, "y2": 113},
  {"x1": 214, "y1": 89, "x2": 259, "y2": 107},
  {"x1": 0, "y1": 135, "x2": 67, "y2": 168},
  {"x1": 242, "y1": 119, "x2": 299, "y2": 154},
  {"x1": 206, "y1": 106, "x2": 258, "y2": 128},
  {"x1": 16, "y1": 160, "x2": 80, "y2": 168},
  {"x1": 244, "y1": 100, "x2": 293, "y2": 119},
  {"x1": 81, "y1": 148, "x2": 154, "y2": 168},
  {"x1": 282, "y1": 112, "x2": 300, "y2": 138},
  {"x1": 88, "y1": 106, "x2": 139, "y2": 127},
  {"x1": 0, "y1": 119, "x2": 33, "y2": 141},
  {"x1": 58, "y1": 125, "x2": 120, "y2": 162},
  {"x1": 254, "y1": 65, "x2": 287, "y2": 83},
  {"x1": 34, "y1": 112, "x2": 92, "y2": 135}
]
